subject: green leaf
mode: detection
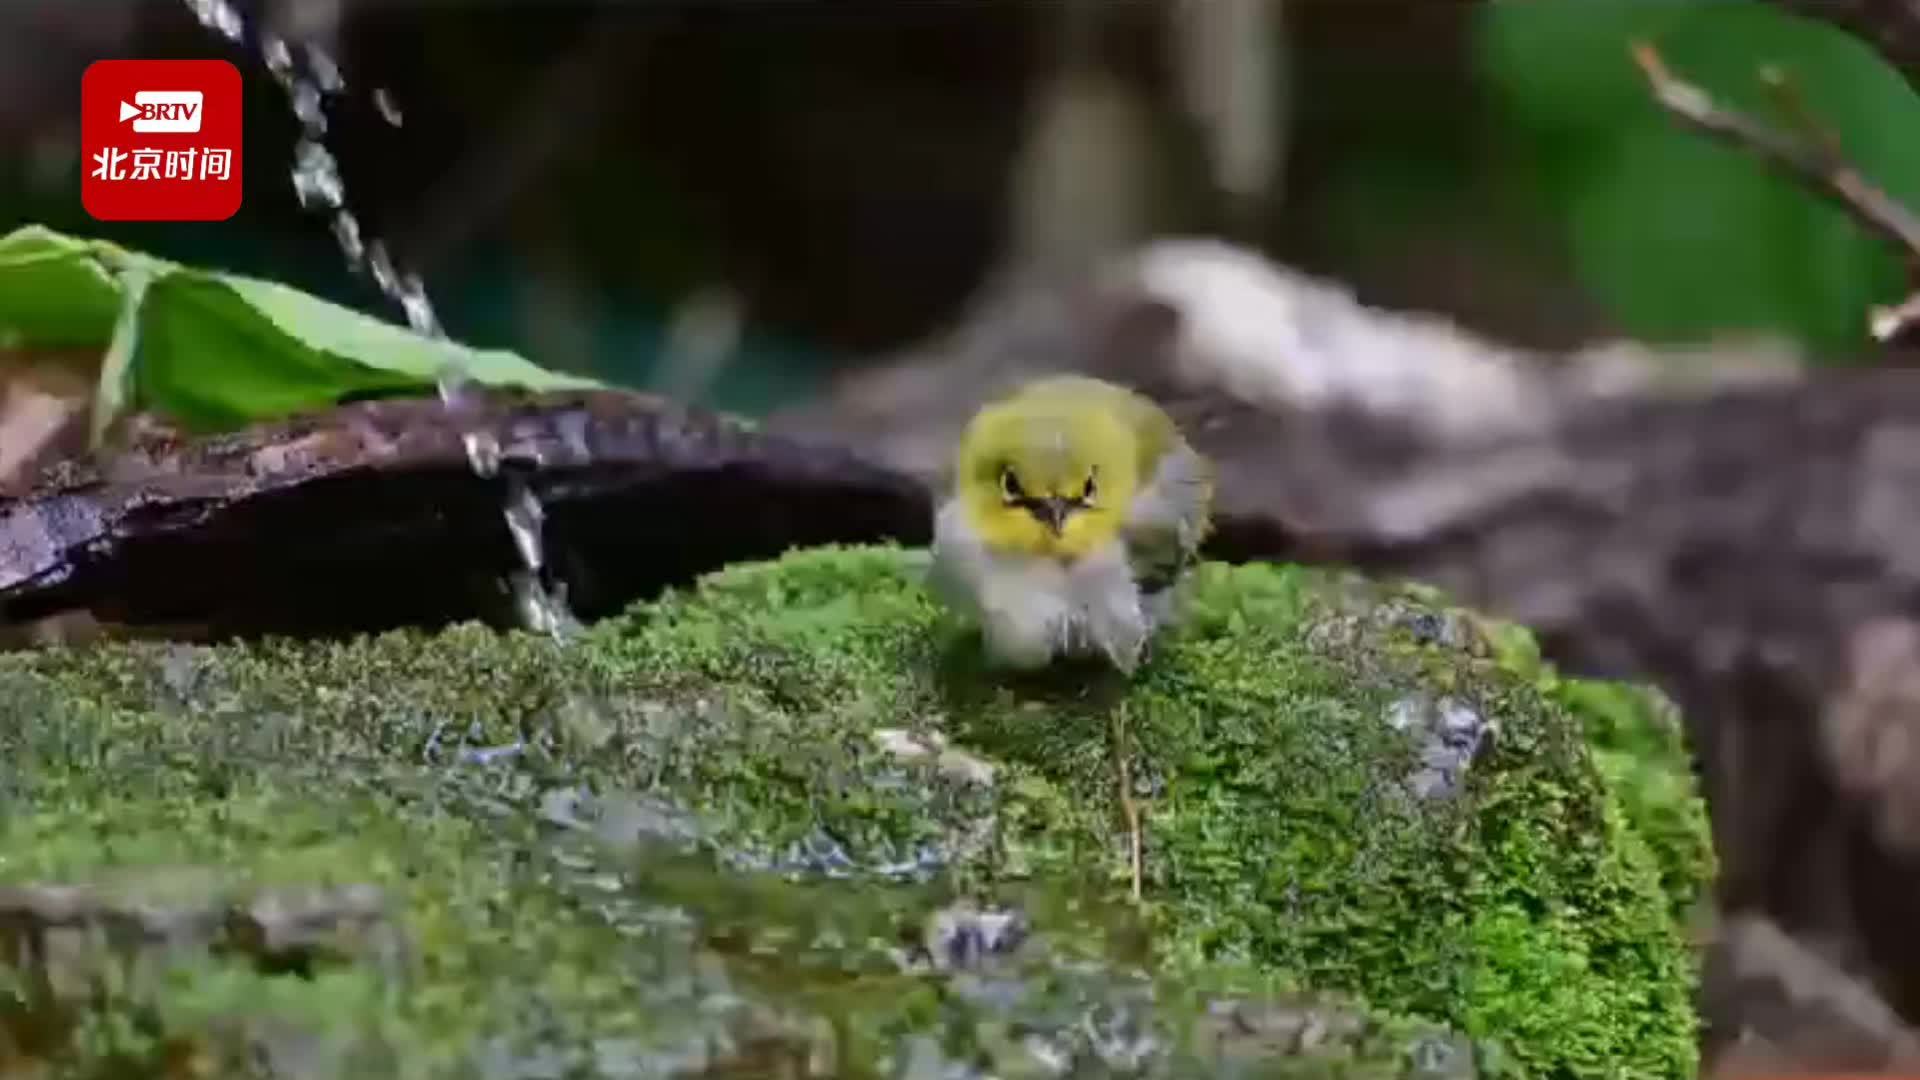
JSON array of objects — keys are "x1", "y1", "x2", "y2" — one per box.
[
  {"x1": 1473, "y1": 0, "x2": 1920, "y2": 356},
  {"x1": 1475, "y1": 0, "x2": 1694, "y2": 155},
  {"x1": 132, "y1": 272, "x2": 434, "y2": 431},
  {"x1": 0, "y1": 226, "x2": 134, "y2": 354},
  {"x1": 0, "y1": 224, "x2": 607, "y2": 434},
  {"x1": 213, "y1": 270, "x2": 604, "y2": 395}
]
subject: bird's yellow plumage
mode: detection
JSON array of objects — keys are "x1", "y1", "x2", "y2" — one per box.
[{"x1": 929, "y1": 375, "x2": 1213, "y2": 673}]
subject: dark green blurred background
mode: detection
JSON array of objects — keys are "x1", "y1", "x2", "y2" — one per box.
[{"x1": 6, "y1": 0, "x2": 1917, "y2": 417}]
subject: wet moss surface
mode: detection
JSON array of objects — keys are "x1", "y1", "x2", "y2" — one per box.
[{"x1": 0, "y1": 546, "x2": 1708, "y2": 1078}]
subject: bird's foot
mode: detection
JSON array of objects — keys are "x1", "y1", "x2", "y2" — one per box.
[{"x1": 1102, "y1": 633, "x2": 1148, "y2": 676}]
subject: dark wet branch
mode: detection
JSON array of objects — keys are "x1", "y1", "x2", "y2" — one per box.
[{"x1": 0, "y1": 392, "x2": 932, "y2": 641}]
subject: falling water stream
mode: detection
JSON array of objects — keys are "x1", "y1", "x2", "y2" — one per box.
[{"x1": 181, "y1": 0, "x2": 580, "y2": 639}]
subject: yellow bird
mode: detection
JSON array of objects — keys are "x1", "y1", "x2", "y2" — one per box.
[{"x1": 929, "y1": 375, "x2": 1214, "y2": 673}]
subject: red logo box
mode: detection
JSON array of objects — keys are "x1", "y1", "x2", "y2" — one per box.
[{"x1": 81, "y1": 59, "x2": 243, "y2": 222}]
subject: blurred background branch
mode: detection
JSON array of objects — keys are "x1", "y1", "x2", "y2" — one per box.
[{"x1": 1633, "y1": 40, "x2": 1920, "y2": 342}]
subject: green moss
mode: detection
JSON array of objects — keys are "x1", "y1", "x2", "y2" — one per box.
[
  {"x1": 1476, "y1": 618, "x2": 1717, "y2": 927},
  {"x1": 0, "y1": 545, "x2": 1706, "y2": 1078}
]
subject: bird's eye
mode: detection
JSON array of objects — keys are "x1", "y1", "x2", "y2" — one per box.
[
  {"x1": 1081, "y1": 469, "x2": 1098, "y2": 503},
  {"x1": 999, "y1": 467, "x2": 1024, "y2": 503}
]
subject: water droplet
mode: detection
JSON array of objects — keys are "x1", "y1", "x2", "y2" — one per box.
[
  {"x1": 329, "y1": 210, "x2": 364, "y2": 264},
  {"x1": 181, "y1": 0, "x2": 580, "y2": 642},
  {"x1": 436, "y1": 362, "x2": 475, "y2": 404},
  {"x1": 396, "y1": 272, "x2": 442, "y2": 339},
  {"x1": 461, "y1": 431, "x2": 501, "y2": 479},
  {"x1": 365, "y1": 241, "x2": 399, "y2": 294},
  {"x1": 655, "y1": 287, "x2": 744, "y2": 403},
  {"x1": 511, "y1": 571, "x2": 579, "y2": 640},
  {"x1": 290, "y1": 83, "x2": 327, "y2": 135},
  {"x1": 262, "y1": 34, "x2": 294, "y2": 80},
  {"x1": 307, "y1": 44, "x2": 345, "y2": 93},
  {"x1": 373, "y1": 88, "x2": 404, "y2": 128},
  {"x1": 290, "y1": 138, "x2": 343, "y2": 209},
  {"x1": 184, "y1": 0, "x2": 245, "y2": 42},
  {"x1": 504, "y1": 473, "x2": 547, "y2": 573}
]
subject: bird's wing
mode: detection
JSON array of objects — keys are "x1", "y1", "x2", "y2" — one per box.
[
  {"x1": 1121, "y1": 439, "x2": 1213, "y2": 594},
  {"x1": 928, "y1": 497, "x2": 989, "y2": 612}
]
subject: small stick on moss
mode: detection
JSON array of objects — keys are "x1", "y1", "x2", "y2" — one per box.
[
  {"x1": 1111, "y1": 702, "x2": 1145, "y2": 902},
  {"x1": 1630, "y1": 41, "x2": 1920, "y2": 342}
]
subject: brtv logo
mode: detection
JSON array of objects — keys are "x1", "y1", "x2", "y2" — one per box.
[{"x1": 82, "y1": 60, "x2": 242, "y2": 222}]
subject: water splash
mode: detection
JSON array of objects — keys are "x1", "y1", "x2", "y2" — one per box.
[
  {"x1": 181, "y1": 0, "x2": 579, "y2": 641},
  {"x1": 306, "y1": 44, "x2": 345, "y2": 94},
  {"x1": 289, "y1": 139, "x2": 342, "y2": 209},
  {"x1": 653, "y1": 287, "x2": 744, "y2": 406},
  {"x1": 329, "y1": 210, "x2": 364, "y2": 264},
  {"x1": 182, "y1": 0, "x2": 244, "y2": 43},
  {"x1": 372, "y1": 88, "x2": 404, "y2": 128}
]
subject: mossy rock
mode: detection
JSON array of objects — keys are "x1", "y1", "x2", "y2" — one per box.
[{"x1": 0, "y1": 546, "x2": 1709, "y2": 1078}]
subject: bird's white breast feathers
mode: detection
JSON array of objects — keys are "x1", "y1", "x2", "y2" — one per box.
[{"x1": 929, "y1": 441, "x2": 1207, "y2": 672}]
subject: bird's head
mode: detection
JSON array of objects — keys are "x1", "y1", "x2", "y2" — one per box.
[{"x1": 955, "y1": 397, "x2": 1141, "y2": 561}]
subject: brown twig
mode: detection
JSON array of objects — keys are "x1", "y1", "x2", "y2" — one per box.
[
  {"x1": 1111, "y1": 703, "x2": 1144, "y2": 902},
  {"x1": 1871, "y1": 292, "x2": 1920, "y2": 340},
  {"x1": 1758, "y1": 64, "x2": 1847, "y2": 167},
  {"x1": 1631, "y1": 41, "x2": 1920, "y2": 342}
]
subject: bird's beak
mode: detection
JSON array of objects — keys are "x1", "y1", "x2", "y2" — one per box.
[{"x1": 1033, "y1": 496, "x2": 1073, "y2": 535}]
